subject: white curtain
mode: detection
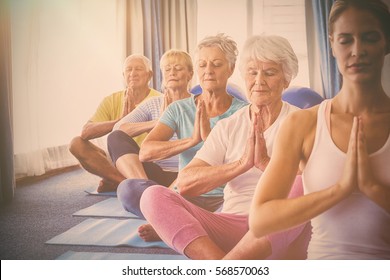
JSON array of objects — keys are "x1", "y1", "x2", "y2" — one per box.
[
  {"x1": 126, "y1": 0, "x2": 197, "y2": 91},
  {"x1": 11, "y1": 0, "x2": 127, "y2": 178},
  {"x1": 1, "y1": 0, "x2": 15, "y2": 203},
  {"x1": 11, "y1": 0, "x2": 198, "y2": 179}
]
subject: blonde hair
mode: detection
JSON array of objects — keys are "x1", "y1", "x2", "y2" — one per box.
[{"x1": 160, "y1": 49, "x2": 193, "y2": 73}]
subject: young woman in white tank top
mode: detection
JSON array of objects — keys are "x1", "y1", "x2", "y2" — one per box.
[{"x1": 249, "y1": 0, "x2": 390, "y2": 259}]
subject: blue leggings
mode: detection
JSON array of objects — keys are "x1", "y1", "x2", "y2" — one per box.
[{"x1": 117, "y1": 178, "x2": 224, "y2": 219}]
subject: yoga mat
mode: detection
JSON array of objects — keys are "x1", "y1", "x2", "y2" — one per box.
[
  {"x1": 73, "y1": 198, "x2": 139, "y2": 219},
  {"x1": 84, "y1": 187, "x2": 117, "y2": 197},
  {"x1": 46, "y1": 218, "x2": 169, "y2": 248},
  {"x1": 57, "y1": 251, "x2": 187, "y2": 260}
]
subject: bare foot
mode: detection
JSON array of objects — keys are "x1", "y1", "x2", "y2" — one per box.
[
  {"x1": 138, "y1": 224, "x2": 161, "y2": 242},
  {"x1": 97, "y1": 179, "x2": 118, "y2": 193}
]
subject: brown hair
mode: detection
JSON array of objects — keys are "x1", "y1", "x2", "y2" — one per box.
[{"x1": 329, "y1": 0, "x2": 390, "y2": 40}]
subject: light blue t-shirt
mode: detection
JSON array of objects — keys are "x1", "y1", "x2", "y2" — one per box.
[{"x1": 159, "y1": 94, "x2": 248, "y2": 197}]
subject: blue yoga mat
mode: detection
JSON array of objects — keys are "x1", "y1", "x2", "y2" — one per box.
[
  {"x1": 84, "y1": 187, "x2": 117, "y2": 197},
  {"x1": 73, "y1": 198, "x2": 139, "y2": 219},
  {"x1": 57, "y1": 251, "x2": 187, "y2": 260},
  {"x1": 46, "y1": 218, "x2": 169, "y2": 248}
]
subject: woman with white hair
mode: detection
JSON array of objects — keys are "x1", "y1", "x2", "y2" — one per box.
[
  {"x1": 139, "y1": 34, "x2": 311, "y2": 259},
  {"x1": 136, "y1": 33, "x2": 247, "y2": 214}
]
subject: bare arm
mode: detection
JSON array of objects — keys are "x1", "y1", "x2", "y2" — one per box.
[
  {"x1": 177, "y1": 158, "x2": 248, "y2": 196},
  {"x1": 119, "y1": 120, "x2": 157, "y2": 138},
  {"x1": 178, "y1": 112, "x2": 269, "y2": 196},
  {"x1": 178, "y1": 106, "x2": 275, "y2": 196},
  {"x1": 140, "y1": 101, "x2": 203, "y2": 162},
  {"x1": 357, "y1": 118, "x2": 390, "y2": 213},
  {"x1": 249, "y1": 110, "x2": 354, "y2": 238},
  {"x1": 82, "y1": 89, "x2": 134, "y2": 140},
  {"x1": 362, "y1": 183, "x2": 390, "y2": 213},
  {"x1": 81, "y1": 120, "x2": 118, "y2": 140},
  {"x1": 117, "y1": 93, "x2": 173, "y2": 138},
  {"x1": 139, "y1": 122, "x2": 200, "y2": 162}
]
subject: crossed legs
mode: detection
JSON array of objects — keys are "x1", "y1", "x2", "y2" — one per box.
[
  {"x1": 140, "y1": 185, "x2": 258, "y2": 259},
  {"x1": 140, "y1": 185, "x2": 310, "y2": 260},
  {"x1": 69, "y1": 136, "x2": 125, "y2": 192}
]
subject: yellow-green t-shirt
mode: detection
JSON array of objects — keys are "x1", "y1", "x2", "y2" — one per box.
[{"x1": 90, "y1": 88, "x2": 161, "y2": 145}]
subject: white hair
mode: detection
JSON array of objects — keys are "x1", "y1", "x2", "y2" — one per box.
[
  {"x1": 194, "y1": 33, "x2": 238, "y2": 69},
  {"x1": 239, "y1": 35, "x2": 298, "y2": 83},
  {"x1": 123, "y1": 54, "x2": 153, "y2": 73}
]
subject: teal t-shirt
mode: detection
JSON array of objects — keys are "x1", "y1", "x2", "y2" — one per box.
[{"x1": 159, "y1": 94, "x2": 248, "y2": 197}]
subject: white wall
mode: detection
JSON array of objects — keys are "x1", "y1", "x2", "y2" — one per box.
[
  {"x1": 10, "y1": 0, "x2": 390, "y2": 157},
  {"x1": 196, "y1": 0, "x2": 249, "y2": 91},
  {"x1": 11, "y1": 0, "x2": 126, "y2": 153}
]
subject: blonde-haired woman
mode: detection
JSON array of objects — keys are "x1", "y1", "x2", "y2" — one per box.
[{"x1": 107, "y1": 49, "x2": 193, "y2": 218}]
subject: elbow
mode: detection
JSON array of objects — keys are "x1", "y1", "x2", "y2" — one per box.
[
  {"x1": 177, "y1": 184, "x2": 193, "y2": 196},
  {"x1": 176, "y1": 173, "x2": 199, "y2": 197},
  {"x1": 138, "y1": 150, "x2": 149, "y2": 162},
  {"x1": 118, "y1": 123, "x2": 128, "y2": 132},
  {"x1": 80, "y1": 125, "x2": 94, "y2": 140},
  {"x1": 139, "y1": 143, "x2": 153, "y2": 162},
  {"x1": 177, "y1": 186, "x2": 197, "y2": 197},
  {"x1": 80, "y1": 130, "x2": 89, "y2": 140},
  {"x1": 248, "y1": 206, "x2": 268, "y2": 238}
]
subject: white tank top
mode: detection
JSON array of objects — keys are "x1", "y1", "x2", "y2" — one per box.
[{"x1": 302, "y1": 100, "x2": 390, "y2": 259}]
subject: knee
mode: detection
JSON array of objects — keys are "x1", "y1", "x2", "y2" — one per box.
[
  {"x1": 107, "y1": 130, "x2": 133, "y2": 149},
  {"x1": 117, "y1": 179, "x2": 141, "y2": 206},
  {"x1": 107, "y1": 130, "x2": 139, "y2": 161},
  {"x1": 69, "y1": 136, "x2": 85, "y2": 157},
  {"x1": 140, "y1": 185, "x2": 170, "y2": 217},
  {"x1": 107, "y1": 130, "x2": 125, "y2": 147},
  {"x1": 117, "y1": 179, "x2": 158, "y2": 215}
]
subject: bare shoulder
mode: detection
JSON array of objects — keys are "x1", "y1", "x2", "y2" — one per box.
[
  {"x1": 277, "y1": 105, "x2": 319, "y2": 164},
  {"x1": 283, "y1": 105, "x2": 318, "y2": 135}
]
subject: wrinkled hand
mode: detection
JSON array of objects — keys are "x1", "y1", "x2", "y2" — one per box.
[
  {"x1": 239, "y1": 121, "x2": 256, "y2": 171},
  {"x1": 160, "y1": 88, "x2": 173, "y2": 115},
  {"x1": 253, "y1": 106, "x2": 271, "y2": 170},
  {"x1": 191, "y1": 99, "x2": 203, "y2": 145},
  {"x1": 239, "y1": 107, "x2": 271, "y2": 171},
  {"x1": 198, "y1": 100, "x2": 211, "y2": 141},
  {"x1": 121, "y1": 87, "x2": 135, "y2": 118}
]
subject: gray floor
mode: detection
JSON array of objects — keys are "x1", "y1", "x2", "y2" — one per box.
[{"x1": 0, "y1": 168, "x2": 175, "y2": 260}]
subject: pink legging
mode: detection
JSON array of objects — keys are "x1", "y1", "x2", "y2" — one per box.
[{"x1": 140, "y1": 176, "x2": 310, "y2": 258}]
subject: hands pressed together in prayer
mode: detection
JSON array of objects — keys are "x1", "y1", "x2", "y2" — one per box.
[
  {"x1": 160, "y1": 88, "x2": 173, "y2": 115},
  {"x1": 121, "y1": 87, "x2": 136, "y2": 118},
  {"x1": 240, "y1": 106, "x2": 272, "y2": 172},
  {"x1": 191, "y1": 99, "x2": 211, "y2": 145},
  {"x1": 338, "y1": 117, "x2": 380, "y2": 199}
]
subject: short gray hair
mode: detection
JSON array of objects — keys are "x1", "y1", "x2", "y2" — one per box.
[
  {"x1": 123, "y1": 54, "x2": 153, "y2": 73},
  {"x1": 195, "y1": 33, "x2": 238, "y2": 69},
  {"x1": 239, "y1": 35, "x2": 298, "y2": 83}
]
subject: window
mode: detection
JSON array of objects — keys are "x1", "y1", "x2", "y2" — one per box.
[{"x1": 197, "y1": 0, "x2": 308, "y2": 90}]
